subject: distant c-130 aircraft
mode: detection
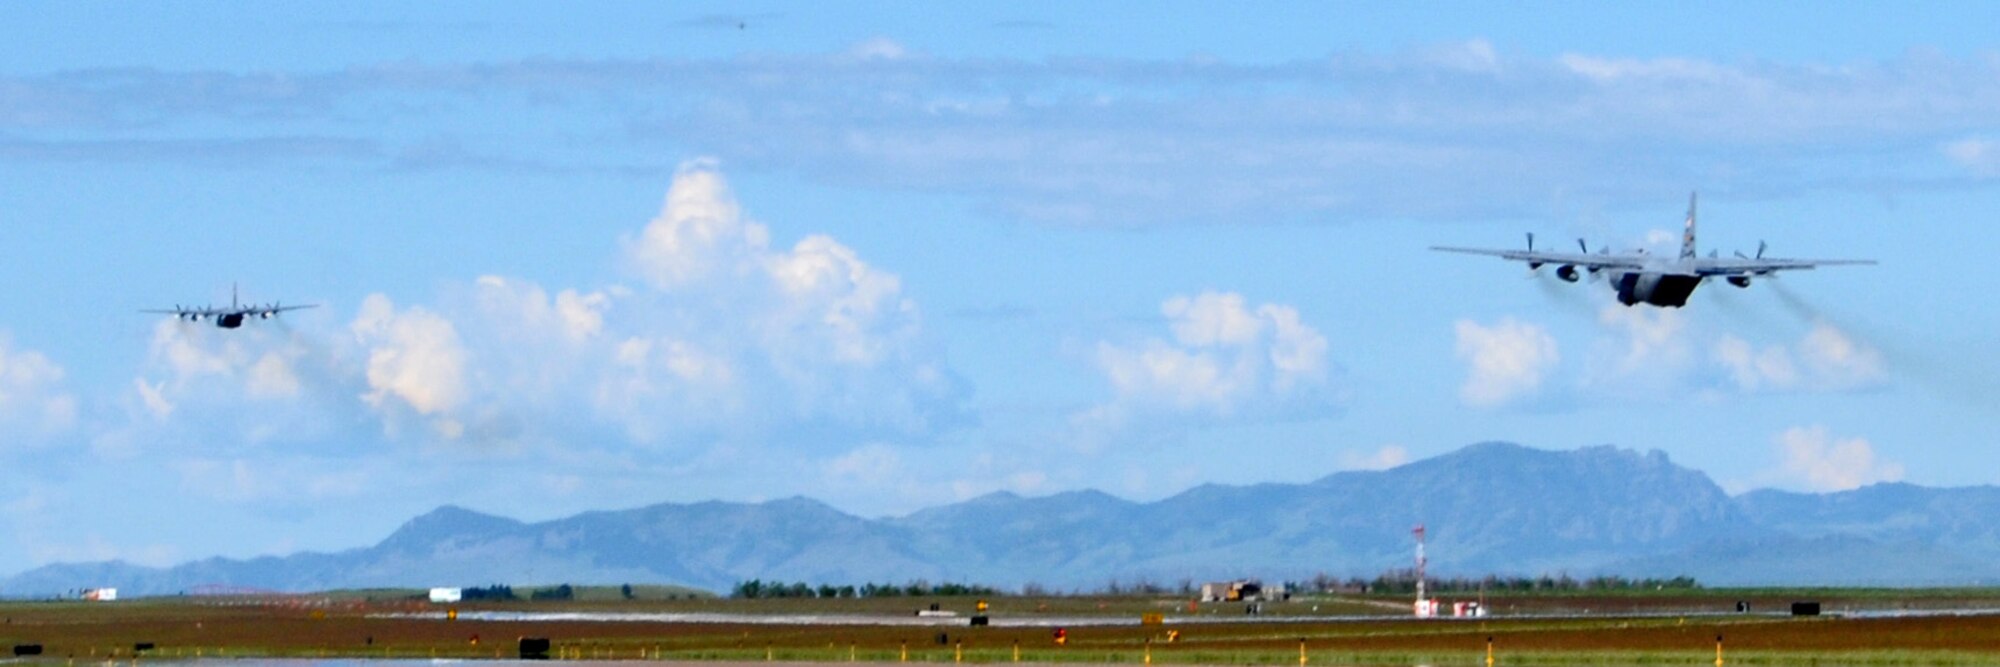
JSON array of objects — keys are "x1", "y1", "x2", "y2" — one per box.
[
  {"x1": 143, "y1": 283, "x2": 317, "y2": 328},
  {"x1": 1431, "y1": 193, "x2": 1875, "y2": 308}
]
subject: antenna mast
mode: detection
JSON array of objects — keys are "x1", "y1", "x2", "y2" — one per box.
[{"x1": 1413, "y1": 524, "x2": 1431, "y2": 617}]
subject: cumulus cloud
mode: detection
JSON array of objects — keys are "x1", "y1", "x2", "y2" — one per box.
[
  {"x1": 624, "y1": 158, "x2": 766, "y2": 289},
  {"x1": 597, "y1": 159, "x2": 961, "y2": 442},
  {"x1": 351, "y1": 295, "x2": 470, "y2": 440},
  {"x1": 1453, "y1": 318, "x2": 1559, "y2": 408},
  {"x1": 1081, "y1": 291, "x2": 1335, "y2": 431},
  {"x1": 83, "y1": 160, "x2": 967, "y2": 533},
  {"x1": 0, "y1": 334, "x2": 77, "y2": 444},
  {"x1": 1715, "y1": 321, "x2": 1886, "y2": 392},
  {"x1": 114, "y1": 319, "x2": 369, "y2": 459},
  {"x1": 471, "y1": 275, "x2": 610, "y2": 344},
  {"x1": 1775, "y1": 425, "x2": 1904, "y2": 492},
  {"x1": 141, "y1": 320, "x2": 323, "y2": 407},
  {"x1": 257, "y1": 159, "x2": 962, "y2": 451},
  {"x1": 1578, "y1": 304, "x2": 1698, "y2": 394}
]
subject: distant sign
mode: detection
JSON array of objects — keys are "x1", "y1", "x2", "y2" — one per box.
[
  {"x1": 429, "y1": 587, "x2": 463, "y2": 603},
  {"x1": 83, "y1": 588, "x2": 117, "y2": 602}
]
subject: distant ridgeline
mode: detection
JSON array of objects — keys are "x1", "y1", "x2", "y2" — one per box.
[{"x1": 15, "y1": 442, "x2": 2000, "y2": 596}]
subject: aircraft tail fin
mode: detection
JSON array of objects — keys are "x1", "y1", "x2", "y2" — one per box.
[{"x1": 1680, "y1": 192, "x2": 1698, "y2": 260}]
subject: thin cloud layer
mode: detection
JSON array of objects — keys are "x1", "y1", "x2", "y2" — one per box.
[{"x1": 9, "y1": 43, "x2": 2000, "y2": 224}]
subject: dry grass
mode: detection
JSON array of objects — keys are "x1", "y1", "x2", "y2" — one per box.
[{"x1": 4, "y1": 593, "x2": 1999, "y2": 664}]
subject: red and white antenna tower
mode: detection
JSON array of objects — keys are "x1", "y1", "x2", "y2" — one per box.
[{"x1": 1412, "y1": 524, "x2": 1430, "y2": 616}]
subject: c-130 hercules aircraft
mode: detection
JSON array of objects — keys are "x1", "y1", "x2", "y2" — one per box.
[
  {"x1": 144, "y1": 284, "x2": 317, "y2": 328},
  {"x1": 1432, "y1": 193, "x2": 1874, "y2": 308}
]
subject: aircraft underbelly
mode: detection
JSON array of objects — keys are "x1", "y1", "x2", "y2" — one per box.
[
  {"x1": 1612, "y1": 272, "x2": 1701, "y2": 307},
  {"x1": 1647, "y1": 274, "x2": 1700, "y2": 307}
]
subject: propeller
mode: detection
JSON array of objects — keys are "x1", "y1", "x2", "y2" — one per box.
[
  {"x1": 1526, "y1": 232, "x2": 1536, "y2": 252},
  {"x1": 1577, "y1": 238, "x2": 1588, "y2": 253},
  {"x1": 1757, "y1": 240, "x2": 1767, "y2": 259}
]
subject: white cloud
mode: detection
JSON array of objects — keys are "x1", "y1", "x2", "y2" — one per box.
[
  {"x1": 1580, "y1": 304, "x2": 1696, "y2": 393},
  {"x1": 1083, "y1": 291, "x2": 1334, "y2": 430},
  {"x1": 1944, "y1": 137, "x2": 2000, "y2": 175},
  {"x1": 1341, "y1": 445, "x2": 1411, "y2": 471},
  {"x1": 1453, "y1": 317, "x2": 1559, "y2": 408},
  {"x1": 105, "y1": 163, "x2": 960, "y2": 458},
  {"x1": 624, "y1": 158, "x2": 768, "y2": 289},
  {"x1": 1557, "y1": 54, "x2": 1735, "y2": 83},
  {"x1": 826, "y1": 443, "x2": 903, "y2": 485},
  {"x1": 350, "y1": 294, "x2": 469, "y2": 439},
  {"x1": 594, "y1": 159, "x2": 961, "y2": 441},
  {"x1": 0, "y1": 334, "x2": 76, "y2": 442},
  {"x1": 472, "y1": 275, "x2": 609, "y2": 343},
  {"x1": 1774, "y1": 425, "x2": 1903, "y2": 492},
  {"x1": 763, "y1": 234, "x2": 915, "y2": 367},
  {"x1": 109, "y1": 319, "x2": 375, "y2": 459},
  {"x1": 1715, "y1": 321, "x2": 1886, "y2": 392},
  {"x1": 142, "y1": 319, "x2": 322, "y2": 402},
  {"x1": 847, "y1": 37, "x2": 911, "y2": 61}
]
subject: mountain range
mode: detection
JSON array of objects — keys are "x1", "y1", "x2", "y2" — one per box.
[{"x1": 10, "y1": 442, "x2": 2000, "y2": 597}]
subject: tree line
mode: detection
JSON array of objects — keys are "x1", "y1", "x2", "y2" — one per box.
[
  {"x1": 730, "y1": 579, "x2": 1001, "y2": 599},
  {"x1": 728, "y1": 573, "x2": 1698, "y2": 599},
  {"x1": 1308, "y1": 570, "x2": 1700, "y2": 595}
]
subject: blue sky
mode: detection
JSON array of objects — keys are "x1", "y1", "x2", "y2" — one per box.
[{"x1": 3, "y1": 2, "x2": 2000, "y2": 576}]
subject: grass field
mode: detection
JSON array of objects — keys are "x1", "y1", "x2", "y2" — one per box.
[{"x1": 5, "y1": 589, "x2": 2000, "y2": 665}]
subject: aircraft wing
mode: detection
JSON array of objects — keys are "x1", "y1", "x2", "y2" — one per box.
[
  {"x1": 142, "y1": 304, "x2": 319, "y2": 316},
  {"x1": 1692, "y1": 256, "x2": 1876, "y2": 276},
  {"x1": 141, "y1": 306, "x2": 228, "y2": 316},
  {"x1": 1429, "y1": 246, "x2": 1649, "y2": 271}
]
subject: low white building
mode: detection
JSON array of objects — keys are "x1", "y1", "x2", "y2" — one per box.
[{"x1": 429, "y1": 587, "x2": 463, "y2": 603}]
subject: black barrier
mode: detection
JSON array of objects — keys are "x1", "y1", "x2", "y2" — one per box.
[
  {"x1": 13, "y1": 644, "x2": 43, "y2": 656},
  {"x1": 1791, "y1": 601, "x2": 1821, "y2": 616},
  {"x1": 134, "y1": 643, "x2": 156, "y2": 652},
  {"x1": 970, "y1": 615, "x2": 989, "y2": 626},
  {"x1": 519, "y1": 637, "x2": 552, "y2": 660}
]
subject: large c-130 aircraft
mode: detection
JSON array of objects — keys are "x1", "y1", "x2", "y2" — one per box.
[
  {"x1": 144, "y1": 283, "x2": 317, "y2": 328},
  {"x1": 1432, "y1": 193, "x2": 1874, "y2": 308}
]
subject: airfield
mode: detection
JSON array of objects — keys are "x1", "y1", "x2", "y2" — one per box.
[{"x1": 9, "y1": 588, "x2": 2000, "y2": 665}]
